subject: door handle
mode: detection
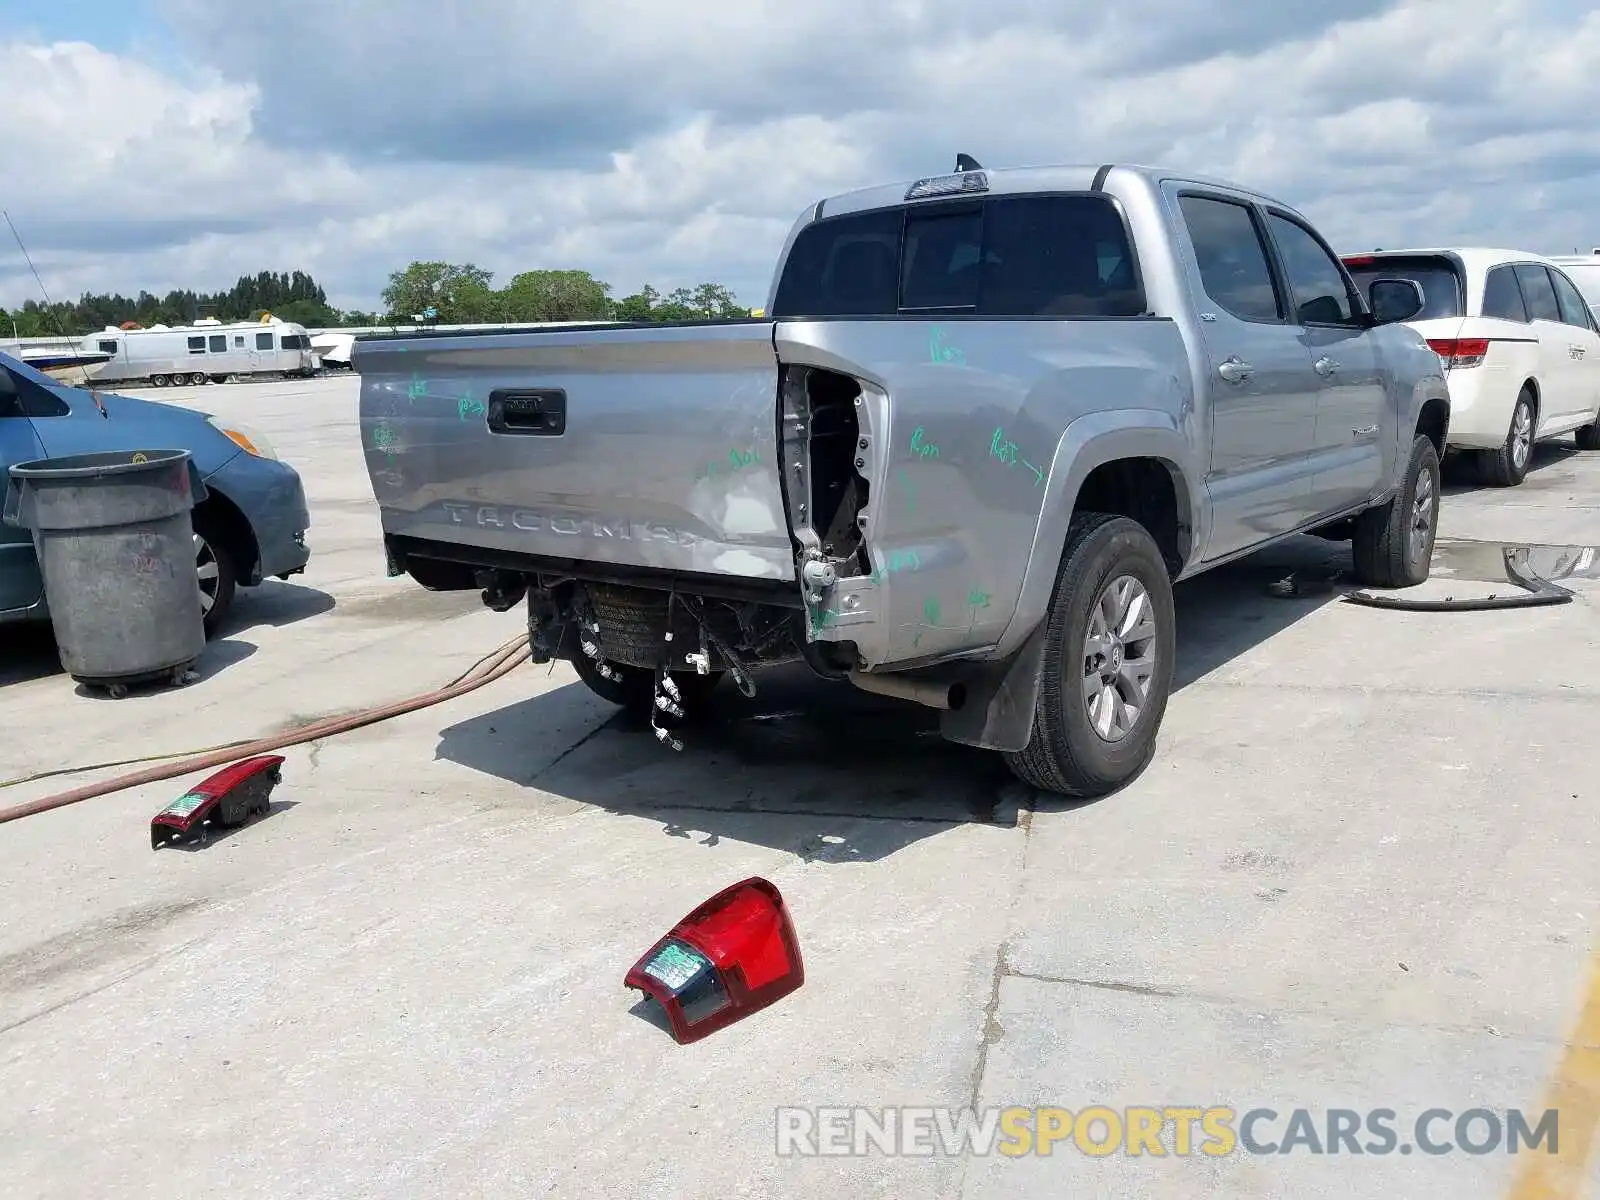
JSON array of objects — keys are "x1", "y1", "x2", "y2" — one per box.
[
  {"x1": 486, "y1": 388, "x2": 567, "y2": 436},
  {"x1": 1314, "y1": 356, "x2": 1339, "y2": 376},
  {"x1": 1570, "y1": 345, "x2": 1586, "y2": 359},
  {"x1": 1217, "y1": 357, "x2": 1253, "y2": 384}
]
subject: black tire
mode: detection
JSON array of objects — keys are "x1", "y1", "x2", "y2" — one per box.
[
  {"x1": 571, "y1": 653, "x2": 723, "y2": 720},
  {"x1": 1352, "y1": 433, "x2": 1440, "y2": 588},
  {"x1": 1477, "y1": 388, "x2": 1535, "y2": 486},
  {"x1": 1577, "y1": 420, "x2": 1600, "y2": 452},
  {"x1": 150, "y1": 375, "x2": 168, "y2": 387},
  {"x1": 1003, "y1": 513, "x2": 1176, "y2": 798},
  {"x1": 192, "y1": 513, "x2": 238, "y2": 638}
]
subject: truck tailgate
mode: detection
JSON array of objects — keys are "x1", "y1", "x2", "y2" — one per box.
[{"x1": 357, "y1": 321, "x2": 793, "y2": 582}]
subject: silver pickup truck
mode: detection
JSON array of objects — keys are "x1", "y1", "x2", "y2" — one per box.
[{"x1": 355, "y1": 160, "x2": 1449, "y2": 798}]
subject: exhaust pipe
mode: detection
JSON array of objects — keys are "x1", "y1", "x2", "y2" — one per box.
[{"x1": 847, "y1": 670, "x2": 966, "y2": 711}]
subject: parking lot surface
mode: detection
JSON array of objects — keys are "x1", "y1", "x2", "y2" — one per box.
[{"x1": 2, "y1": 374, "x2": 1597, "y2": 1198}]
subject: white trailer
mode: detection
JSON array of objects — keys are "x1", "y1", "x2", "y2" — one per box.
[{"x1": 82, "y1": 317, "x2": 319, "y2": 387}]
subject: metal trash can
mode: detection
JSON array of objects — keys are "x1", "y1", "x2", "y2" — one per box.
[{"x1": 3, "y1": 449, "x2": 207, "y2": 696}]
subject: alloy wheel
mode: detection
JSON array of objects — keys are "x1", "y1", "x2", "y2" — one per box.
[
  {"x1": 1080, "y1": 574, "x2": 1159, "y2": 743},
  {"x1": 195, "y1": 533, "x2": 220, "y2": 615}
]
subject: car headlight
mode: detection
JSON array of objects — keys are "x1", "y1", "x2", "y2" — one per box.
[{"x1": 208, "y1": 416, "x2": 278, "y2": 461}]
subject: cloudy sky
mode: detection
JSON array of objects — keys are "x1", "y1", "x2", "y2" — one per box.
[{"x1": 3, "y1": 0, "x2": 1599, "y2": 315}]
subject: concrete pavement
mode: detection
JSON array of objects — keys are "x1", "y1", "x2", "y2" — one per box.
[{"x1": 1, "y1": 374, "x2": 1596, "y2": 1198}]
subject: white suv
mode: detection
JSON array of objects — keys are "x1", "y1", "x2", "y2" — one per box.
[{"x1": 1343, "y1": 248, "x2": 1600, "y2": 486}]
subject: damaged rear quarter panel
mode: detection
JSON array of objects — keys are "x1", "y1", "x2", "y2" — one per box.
[{"x1": 776, "y1": 317, "x2": 1195, "y2": 668}]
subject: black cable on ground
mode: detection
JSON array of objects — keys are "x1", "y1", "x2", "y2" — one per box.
[
  {"x1": 1342, "y1": 546, "x2": 1577, "y2": 612},
  {"x1": 1343, "y1": 589, "x2": 1572, "y2": 611}
]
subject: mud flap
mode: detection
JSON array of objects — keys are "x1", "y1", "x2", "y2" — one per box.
[{"x1": 938, "y1": 621, "x2": 1049, "y2": 752}]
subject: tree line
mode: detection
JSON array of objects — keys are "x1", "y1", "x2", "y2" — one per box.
[
  {"x1": 2, "y1": 271, "x2": 344, "y2": 338},
  {"x1": 2, "y1": 261, "x2": 753, "y2": 339},
  {"x1": 376, "y1": 261, "x2": 751, "y2": 324}
]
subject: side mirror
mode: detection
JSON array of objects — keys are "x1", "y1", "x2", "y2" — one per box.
[{"x1": 1368, "y1": 278, "x2": 1425, "y2": 325}]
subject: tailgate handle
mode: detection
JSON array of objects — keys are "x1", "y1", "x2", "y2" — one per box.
[{"x1": 487, "y1": 388, "x2": 566, "y2": 436}]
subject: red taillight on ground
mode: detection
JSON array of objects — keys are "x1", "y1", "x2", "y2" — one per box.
[
  {"x1": 625, "y1": 877, "x2": 804, "y2": 1044},
  {"x1": 150, "y1": 755, "x2": 285, "y2": 848},
  {"x1": 1425, "y1": 337, "x2": 1489, "y2": 369}
]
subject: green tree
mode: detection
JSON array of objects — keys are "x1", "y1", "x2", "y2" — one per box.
[
  {"x1": 253, "y1": 298, "x2": 340, "y2": 327},
  {"x1": 1, "y1": 269, "x2": 339, "y2": 335},
  {"x1": 380, "y1": 261, "x2": 497, "y2": 323},
  {"x1": 498, "y1": 269, "x2": 612, "y2": 321},
  {"x1": 683, "y1": 282, "x2": 748, "y2": 318},
  {"x1": 609, "y1": 284, "x2": 664, "y2": 321},
  {"x1": 609, "y1": 281, "x2": 748, "y2": 321}
]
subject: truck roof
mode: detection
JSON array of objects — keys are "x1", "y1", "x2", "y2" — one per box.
[{"x1": 807, "y1": 162, "x2": 1294, "y2": 221}]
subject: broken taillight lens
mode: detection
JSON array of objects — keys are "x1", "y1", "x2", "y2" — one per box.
[{"x1": 625, "y1": 877, "x2": 804, "y2": 1044}]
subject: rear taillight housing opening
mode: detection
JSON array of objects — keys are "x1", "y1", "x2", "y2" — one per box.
[
  {"x1": 625, "y1": 877, "x2": 804, "y2": 1044},
  {"x1": 1426, "y1": 337, "x2": 1488, "y2": 370}
]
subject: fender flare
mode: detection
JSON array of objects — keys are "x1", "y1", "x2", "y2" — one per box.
[
  {"x1": 994, "y1": 408, "x2": 1198, "y2": 659},
  {"x1": 942, "y1": 410, "x2": 1198, "y2": 753}
]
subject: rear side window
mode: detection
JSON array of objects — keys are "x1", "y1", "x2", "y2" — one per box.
[
  {"x1": 96, "y1": 339, "x2": 118, "y2": 353},
  {"x1": 770, "y1": 194, "x2": 1144, "y2": 318},
  {"x1": 256, "y1": 332, "x2": 274, "y2": 350},
  {"x1": 187, "y1": 336, "x2": 206, "y2": 353},
  {"x1": 1549, "y1": 269, "x2": 1595, "y2": 330},
  {"x1": 1344, "y1": 256, "x2": 1464, "y2": 320},
  {"x1": 1265, "y1": 213, "x2": 1355, "y2": 325},
  {"x1": 208, "y1": 334, "x2": 226, "y2": 352},
  {"x1": 280, "y1": 333, "x2": 307, "y2": 349},
  {"x1": 1514, "y1": 264, "x2": 1560, "y2": 321},
  {"x1": 1177, "y1": 195, "x2": 1281, "y2": 324},
  {"x1": 1481, "y1": 266, "x2": 1527, "y2": 321},
  {"x1": 0, "y1": 366, "x2": 70, "y2": 418}
]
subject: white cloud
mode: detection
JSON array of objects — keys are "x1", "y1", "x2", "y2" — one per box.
[{"x1": 4, "y1": 0, "x2": 1600, "y2": 315}]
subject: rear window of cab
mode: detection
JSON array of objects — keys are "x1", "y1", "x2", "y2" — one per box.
[{"x1": 772, "y1": 194, "x2": 1146, "y2": 319}]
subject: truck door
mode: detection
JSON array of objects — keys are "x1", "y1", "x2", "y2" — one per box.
[
  {"x1": 0, "y1": 365, "x2": 49, "y2": 613},
  {"x1": 1261, "y1": 208, "x2": 1391, "y2": 517},
  {"x1": 1171, "y1": 190, "x2": 1322, "y2": 562}
]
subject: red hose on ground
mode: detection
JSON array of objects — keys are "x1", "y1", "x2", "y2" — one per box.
[{"x1": 0, "y1": 633, "x2": 532, "y2": 826}]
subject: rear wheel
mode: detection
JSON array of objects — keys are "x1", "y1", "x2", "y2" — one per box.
[
  {"x1": 1352, "y1": 433, "x2": 1440, "y2": 588},
  {"x1": 1003, "y1": 513, "x2": 1175, "y2": 798},
  {"x1": 1577, "y1": 419, "x2": 1600, "y2": 451},
  {"x1": 150, "y1": 374, "x2": 169, "y2": 387},
  {"x1": 190, "y1": 372, "x2": 209, "y2": 386},
  {"x1": 1477, "y1": 388, "x2": 1535, "y2": 486}
]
